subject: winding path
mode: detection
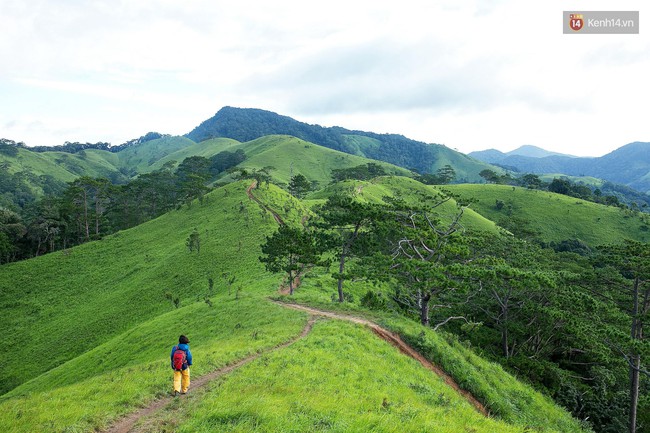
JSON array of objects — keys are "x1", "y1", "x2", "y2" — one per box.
[
  {"x1": 249, "y1": 179, "x2": 488, "y2": 416},
  {"x1": 103, "y1": 317, "x2": 316, "y2": 433},
  {"x1": 276, "y1": 302, "x2": 489, "y2": 417},
  {"x1": 104, "y1": 182, "x2": 488, "y2": 432},
  {"x1": 246, "y1": 180, "x2": 285, "y2": 225}
]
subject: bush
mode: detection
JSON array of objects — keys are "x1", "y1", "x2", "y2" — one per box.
[{"x1": 360, "y1": 290, "x2": 387, "y2": 311}]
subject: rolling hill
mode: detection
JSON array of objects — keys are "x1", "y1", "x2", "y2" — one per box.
[
  {"x1": 2, "y1": 109, "x2": 648, "y2": 432},
  {"x1": 185, "y1": 106, "x2": 499, "y2": 181},
  {"x1": 444, "y1": 184, "x2": 650, "y2": 245},
  {"x1": 0, "y1": 180, "x2": 589, "y2": 433},
  {"x1": 0, "y1": 133, "x2": 411, "y2": 213}
]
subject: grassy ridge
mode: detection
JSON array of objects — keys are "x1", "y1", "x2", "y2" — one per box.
[
  {"x1": 110, "y1": 136, "x2": 197, "y2": 173},
  {"x1": 240, "y1": 135, "x2": 413, "y2": 186},
  {"x1": 169, "y1": 320, "x2": 524, "y2": 433},
  {"x1": 0, "y1": 147, "x2": 119, "y2": 188},
  {"x1": 445, "y1": 184, "x2": 650, "y2": 245},
  {"x1": 307, "y1": 176, "x2": 500, "y2": 234},
  {"x1": 283, "y1": 273, "x2": 589, "y2": 433},
  {"x1": 2, "y1": 134, "x2": 412, "y2": 200},
  {"x1": 0, "y1": 181, "x2": 283, "y2": 394},
  {"x1": 1, "y1": 178, "x2": 590, "y2": 432},
  {"x1": 0, "y1": 295, "x2": 308, "y2": 432}
]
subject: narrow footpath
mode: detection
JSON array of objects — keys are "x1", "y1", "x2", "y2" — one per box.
[
  {"x1": 276, "y1": 302, "x2": 490, "y2": 417},
  {"x1": 103, "y1": 317, "x2": 316, "y2": 433},
  {"x1": 246, "y1": 180, "x2": 285, "y2": 225},
  {"x1": 250, "y1": 178, "x2": 489, "y2": 417}
]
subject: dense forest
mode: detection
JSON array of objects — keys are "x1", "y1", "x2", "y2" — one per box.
[{"x1": 0, "y1": 133, "x2": 166, "y2": 154}]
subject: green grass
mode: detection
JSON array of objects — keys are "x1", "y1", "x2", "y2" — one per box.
[
  {"x1": 0, "y1": 295, "x2": 308, "y2": 433},
  {"x1": 539, "y1": 174, "x2": 605, "y2": 187},
  {"x1": 152, "y1": 320, "x2": 524, "y2": 433},
  {"x1": 445, "y1": 184, "x2": 650, "y2": 245},
  {"x1": 0, "y1": 147, "x2": 121, "y2": 187},
  {"x1": 0, "y1": 178, "x2": 591, "y2": 433},
  {"x1": 146, "y1": 137, "x2": 242, "y2": 172},
  {"x1": 112, "y1": 136, "x2": 197, "y2": 173},
  {"x1": 0, "y1": 181, "x2": 282, "y2": 394},
  {"x1": 239, "y1": 135, "x2": 412, "y2": 186},
  {"x1": 278, "y1": 272, "x2": 590, "y2": 433},
  {"x1": 306, "y1": 176, "x2": 500, "y2": 234}
]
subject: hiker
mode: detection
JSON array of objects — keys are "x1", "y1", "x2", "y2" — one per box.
[{"x1": 170, "y1": 335, "x2": 193, "y2": 396}]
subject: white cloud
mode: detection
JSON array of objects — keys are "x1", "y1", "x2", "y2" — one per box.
[{"x1": 0, "y1": 0, "x2": 648, "y2": 155}]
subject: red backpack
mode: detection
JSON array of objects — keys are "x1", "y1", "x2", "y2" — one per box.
[{"x1": 172, "y1": 346, "x2": 187, "y2": 371}]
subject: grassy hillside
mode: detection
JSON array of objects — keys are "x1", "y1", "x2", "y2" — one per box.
[
  {"x1": 185, "y1": 106, "x2": 503, "y2": 179},
  {"x1": 239, "y1": 135, "x2": 412, "y2": 186},
  {"x1": 0, "y1": 181, "x2": 293, "y2": 394},
  {"x1": 0, "y1": 136, "x2": 197, "y2": 203},
  {"x1": 307, "y1": 176, "x2": 501, "y2": 234},
  {"x1": 109, "y1": 135, "x2": 197, "y2": 173},
  {"x1": 445, "y1": 184, "x2": 650, "y2": 245},
  {"x1": 0, "y1": 147, "x2": 120, "y2": 181},
  {"x1": 0, "y1": 147, "x2": 127, "y2": 198},
  {"x1": 146, "y1": 137, "x2": 242, "y2": 172},
  {"x1": 275, "y1": 276, "x2": 588, "y2": 433},
  {"x1": 161, "y1": 320, "x2": 524, "y2": 433},
  {"x1": 0, "y1": 179, "x2": 588, "y2": 432},
  {"x1": 539, "y1": 174, "x2": 605, "y2": 187}
]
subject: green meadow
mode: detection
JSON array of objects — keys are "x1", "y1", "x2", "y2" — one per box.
[
  {"x1": 445, "y1": 184, "x2": 650, "y2": 245},
  {"x1": 0, "y1": 178, "x2": 591, "y2": 432}
]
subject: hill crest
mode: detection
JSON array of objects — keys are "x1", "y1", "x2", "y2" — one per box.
[{"x1": 184, "y1": 106, "x2": 498, "y2": 180}]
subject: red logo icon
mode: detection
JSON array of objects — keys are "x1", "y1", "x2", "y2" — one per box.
[{"x1": 569, "y1": 13, "x2": 584, "y2": 31}]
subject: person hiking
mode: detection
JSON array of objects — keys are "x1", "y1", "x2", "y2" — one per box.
[{"x1": 171, "y1": 335, "x2": 193, "y2": 396}]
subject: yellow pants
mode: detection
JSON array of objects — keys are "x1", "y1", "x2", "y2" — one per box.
[{"x1": 173, "y1": 368, "x2": 190, "y2": 393}]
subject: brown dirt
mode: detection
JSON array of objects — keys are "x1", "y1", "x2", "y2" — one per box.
[
  {"x1": 246, "y1": 180, "x2": 285, "y2": 225},
  {"x1": 278, "y1": 274, "x2": 301, "y2": 296},
  {"x1": 275, "y1": 302, "x2": 490, "y2": 417},
  {"x1": 103, "y1": 317, "x2": 316, "y2": 433}
]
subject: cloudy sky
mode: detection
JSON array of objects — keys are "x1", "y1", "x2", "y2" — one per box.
[{"x1": 1, "y1": 0, "x2": 648, "y2": 156}]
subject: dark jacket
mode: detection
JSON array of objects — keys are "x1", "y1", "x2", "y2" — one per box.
[{"x1": 170, "y1": 343, "x2": 193, "y2": 370}]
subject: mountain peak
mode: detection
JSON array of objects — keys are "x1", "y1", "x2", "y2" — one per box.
[
  {"x1": 183, "y1": 106, "x2": 496, "y2": 179},
  {"x1": 507, "y1": 145, "x2": 576, "y2": 158}
]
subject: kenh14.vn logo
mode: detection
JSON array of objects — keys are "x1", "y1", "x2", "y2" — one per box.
[{"x1": 569, "y1": 13, "x2": 584, "y2": 31}]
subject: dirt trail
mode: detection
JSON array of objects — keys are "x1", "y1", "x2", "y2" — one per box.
[
  {"x1": 276, "y1": 302, "x2": 490, "y2": 417},
  {"x1": 103, "y1": 317, "x2": 316, "y2": 433},
  {"x1": 246, "y1": 180, "x2": 285, "y2": 225},
  {"x1": 278, "y1": 274, "x2": 300, "y2": 296}
]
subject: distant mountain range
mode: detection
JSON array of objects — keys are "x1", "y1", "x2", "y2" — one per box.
[
  {"x1": 4, "y1": 106, "x2": 649, "y2": 195},
  {"x1": 469, "y1": 145, "x2": 577, "y2": 161},
  {"x1": 469, "y1": 142, "x2": 650, "y2": 194}
]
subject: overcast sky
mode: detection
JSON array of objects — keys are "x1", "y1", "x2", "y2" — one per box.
[{"x1": 1, "y1": 1, "x2": 648, "y2": 157}]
